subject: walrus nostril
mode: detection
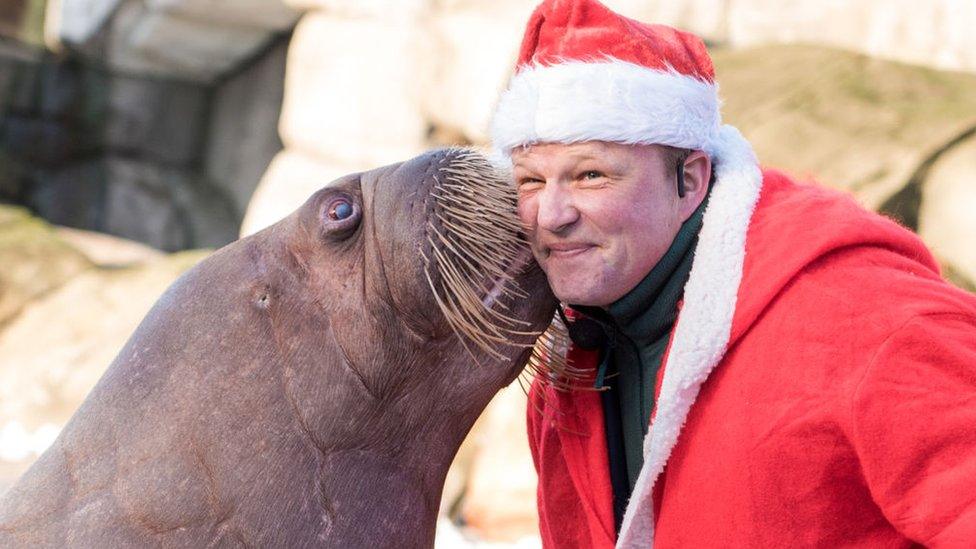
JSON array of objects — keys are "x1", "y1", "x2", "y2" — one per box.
[{"x1": 253, "y1": 285, "x2": 272, "y2": 310}]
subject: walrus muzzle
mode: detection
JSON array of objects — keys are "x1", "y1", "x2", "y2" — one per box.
[{"x1": 0, "y1": 149, "x2": 557, "y2": 548}]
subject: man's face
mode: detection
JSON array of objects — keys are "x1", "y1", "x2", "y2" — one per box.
[{"x1": 512, "y1": 141, "x2": 685, "y2": 307}]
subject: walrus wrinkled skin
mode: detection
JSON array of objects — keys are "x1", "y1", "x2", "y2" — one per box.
[{"x1": 0, "y1": 149, "x2": 556, "y2": 548}]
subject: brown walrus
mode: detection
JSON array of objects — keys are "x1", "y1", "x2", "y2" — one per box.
[{"x1": 0, "y1": 149, "x2": 558, "y2": 547}]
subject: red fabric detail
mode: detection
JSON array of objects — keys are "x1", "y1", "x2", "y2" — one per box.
[
  {"x1": 528, "y1": 345, "x2": 615, "y2": 549},
  {"x1": 516, "y1": 0, "x2": 714, "y2": 82},
  {"x1": 527, "y1": 170, "x2": 976, "y2": 546}
]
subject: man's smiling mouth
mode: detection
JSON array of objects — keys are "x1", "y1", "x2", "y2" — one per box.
[{"x1": 546, "y1": 243, "x2": 595, "y2": 259}]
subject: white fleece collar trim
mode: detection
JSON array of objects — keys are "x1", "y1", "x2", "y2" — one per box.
[{"x1": 616, "y1": 125, "x2": 764, "y2": 549}]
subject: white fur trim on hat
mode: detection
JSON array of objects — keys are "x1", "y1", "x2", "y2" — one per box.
[
  {"x1": 615, "y1": 125, "x2": 764, "y2": 548},
  {"x1": 490, "y1": 58, "x2": 721, "y2": 157}
]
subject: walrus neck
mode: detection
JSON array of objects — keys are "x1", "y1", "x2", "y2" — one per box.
[{"x1": 311, "y1": 445, "x2": 451, "y2": 545}]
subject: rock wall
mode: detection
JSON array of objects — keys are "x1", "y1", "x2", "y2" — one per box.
[
  {"x1": 55, "y1": 0, "x2": 298, "y2": 82},
  {"x1": 0, "y1": 0, "x2": 45, "y2": 45},
  {"x1": 635, "y1": 0, "x2": 976, "y2": 75},
  {"x1": 0, "y1": 205, "x2": 209, "y2": 493},
  {"x1": 0, "y1": 33, "x2": 288, "y2": 251}
]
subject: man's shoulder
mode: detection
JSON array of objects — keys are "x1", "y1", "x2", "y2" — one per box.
[{"x1": 731, "y1": 168, "x2": 976, "y2": 340}]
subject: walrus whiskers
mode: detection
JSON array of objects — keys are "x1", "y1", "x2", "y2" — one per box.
[{"x1": 423, "y1": 148, "x2": 588, "y2": 388}]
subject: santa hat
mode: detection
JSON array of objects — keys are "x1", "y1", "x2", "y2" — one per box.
[
  {"x1": 491, "y1": 2, "x2": 765, "y2": 548},
  {"x1": 490, "y1": 0, "x2": 758, "y2": 174}
]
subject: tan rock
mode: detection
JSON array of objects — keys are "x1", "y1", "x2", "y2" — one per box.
[
  {"x1": 629, "y1": 0, "x2": 976, "y2": 74},
  {"x1": 146, "y1": 0, "x2": 299, "y2": 31},
  {"x1": 125, "y1": 11, "x2": 271, "y2": 78},
  {"x1": 427, "y1": 2, "x2": 537, "y2": 145},
  {"x1": 53, "y1": 227, "x2": 163, "y2": 268},
  {"x1": 461, "y1": 382, "x2": 539, "y2": 542},
  {"x1": 619, "y1": 0, "x2": 728, "y2": 41},
  {"x1": 0, "y1": 250, "x2": 209, "y2": 436},
  {"x1": 441, "y1": 407, "x2": 485, "y2": 517},
  {"x1": 918, "y1": 135, "x2": 976, "y2": 287},
  {"x1": 282, "y1": 0, "x2": 432, "y2": 18},
  {"x1": 278, "y1": 13, "x2": 432, "y2": 166},
  {"x1": 725, "y1": 0, "x2": 976, "y2": 74},
  {"x1": 0, "y1": 205, "x2": 91, "y2": 325},
  {"x1": 240, "y1": 150, "x2": 372, "y2": 237},
  {"x1": 56, "y1": 0, "x2": 123, "y2": 44},
  {"x1": 713, "y1": 45, "x2": 976, "y2": 209},
  {"x1": 206, "y1": 39, "x2": 288, "y2": 219}
]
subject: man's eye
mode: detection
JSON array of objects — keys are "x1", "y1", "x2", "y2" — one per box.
[
  {"x1": 518, "y1": 178, "x2": 544, "y2": 189},
  {"x1": 582, "y1": 170, "x2": 605, "y2": 180}
]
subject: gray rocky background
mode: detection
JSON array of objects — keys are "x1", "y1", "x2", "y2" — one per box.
[{"x1": 1, "y1": 0, "x2": 976, "y2": 546}]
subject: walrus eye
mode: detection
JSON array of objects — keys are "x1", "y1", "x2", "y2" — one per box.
[
  {"x1": 319, "y1": 193, "x2": 362, "y2": 238},
  {"x1": 327, "y1": 198, "x2": 354, "y2": 220}
]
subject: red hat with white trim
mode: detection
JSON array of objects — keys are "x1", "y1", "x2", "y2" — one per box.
[{"x1": 490, "y1": 0, "x2": 759, "y2": 178}]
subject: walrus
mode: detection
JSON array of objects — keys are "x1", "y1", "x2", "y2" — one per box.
[{"x1": 0, "y1": 149, "x2": 560, "y2": 547}]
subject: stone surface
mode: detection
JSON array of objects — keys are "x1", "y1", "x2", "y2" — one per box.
[
  {"x1": 54, "y1": 226, "x2": 164, "y2": 267},
  {"x1": 101, "y1": 0, "x2": 284, "y2": 82},
  {"x1": 0, "y1": 205, "x2": 92, "y2": 325},
  {"x1": 26, "y1": 160, "x2": 106, "y2": 234},
  {"x1": 0, "y1": 249, "x2": 209, "y2": 463},
  {"x1": 729, "y1": 0, "x2": 976, "y2": 73},
  {"x1": 282, "y1": 0, "x2": 432, "y2": 18},
  {"x1": 635, "y1": 0, "x2": 976, "y2": 74},
  {"x1": 442, "y1": 410, "x2": 484, "y2": 517},
  {"x1": 0, "y1": 208, "x2": 205, "y2": 493},
  {"x1": 0, "y1": 1, "x2": 27, "y2": 38},
  {"x1": 0, "y1": 150, "x2": 30, "y2": 202},
  {"x1": 30, "y1": 158, "x2": 238, "y2": 251},
  {"x1": 713, "y1": 45, "x2": 976, "y2": 209},
  {"x1": 461, "y1": 382, "x2": 539, "y2": 542},
  {"x1": 147, "y1": 0, "x2": 299, "y2": 31},
  {"x1": 278, "y1": 13, "x2": 432, "y2": 166},
  {"x1": 0, "y1": 115, "x2": 87, "y2": 166},
  {"x1": 100, "y1": 158, "x2": 237, "y2": 250},
  {"x1": 436, "y1": 517, "x2": 542, "y2": 548},
  {"x1": 427, "y1": 2, "x2": 537, "y2": 145},
  {"x1": 124, "y1": 11, "x2": 272, "y2": 80},
  {"x1": 616, "y1": 0, "x2": 728, "y2": 41},
  {"x1": 38, "y1": 58, "x2": 86, "y2": 119},
  {"x1": 206, "y1": 38, "x2": 287, "y2": 219},
  {"x1": 240, "y1": 150, "x2": 370, "y2": 237},
  {"x1": 103, "y1": 73, "x2": 209, "y2": 166},
  {"x1": 0, "y1": 53, "x2": 41, "y2": 114},
  {"x1": 918, "y1": 135, "x2": 976, "y2": 287},
  {"x1": 57, "y1": 0, "x2": 123, "y2": 44}
]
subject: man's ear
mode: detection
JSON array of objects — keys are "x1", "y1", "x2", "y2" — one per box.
[{"x1": 679, "y1": 150, "x2": 711, "y2": 221}]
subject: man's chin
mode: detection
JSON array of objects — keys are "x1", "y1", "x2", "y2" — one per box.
[{"x1": 551, "y1": 284, "x2": 605, "y2": 308}]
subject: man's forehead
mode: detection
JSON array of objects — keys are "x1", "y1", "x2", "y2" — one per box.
[
  {"x1": 513, "y1": 141, "x2": 609, "y2": 159},
  {"x1": 511, "y1": 141, "x2": 661, "y2": 169}
]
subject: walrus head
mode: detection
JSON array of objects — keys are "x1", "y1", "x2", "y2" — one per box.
[
  {"x1": 0, "y1": 149, "x2": 557, "y2": 547},
  {"x1": 256, "y1": 147, "x2": 558, "y2": 405}
]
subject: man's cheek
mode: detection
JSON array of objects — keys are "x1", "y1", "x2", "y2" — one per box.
[{"x1": 516, "y1": 195, "x2": 538, "y2": 229}]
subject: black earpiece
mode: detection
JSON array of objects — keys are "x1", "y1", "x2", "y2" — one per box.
[{"x1": 676, "y1": 160, "x2": 686, "y2": 198}]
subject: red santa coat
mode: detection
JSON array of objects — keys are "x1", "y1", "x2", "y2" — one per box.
[{"x1": 528, "y1": 169, "x2": 976, "y2": 548}]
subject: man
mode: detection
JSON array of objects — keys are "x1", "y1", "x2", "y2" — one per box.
[{"x1": 488, "y1": 0, "x2": 976, "y2": 547}]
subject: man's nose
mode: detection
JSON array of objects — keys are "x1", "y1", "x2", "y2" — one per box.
[{"x1": 536, "y1": 182, "x2": 579, "y2": 233}]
